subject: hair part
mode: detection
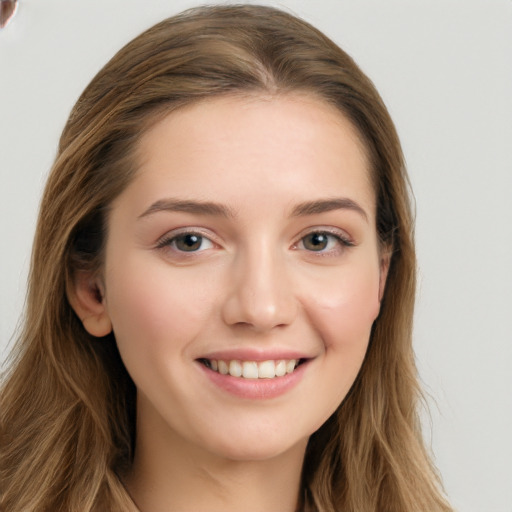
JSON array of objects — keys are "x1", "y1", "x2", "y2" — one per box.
[{"x1": 1, "y1": 5, "x2": 452, "y2": 511}]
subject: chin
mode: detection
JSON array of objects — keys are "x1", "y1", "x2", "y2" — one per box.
[{"x1": 204, "y1": 431, "x2": 309, "y2": 463}]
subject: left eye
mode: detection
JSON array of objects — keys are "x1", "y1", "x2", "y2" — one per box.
[
  {"x1": 161, "y1": 233, "x2": 214, "y2": 252},
  {"x1": 298, "y1": 232, "x2": 348, "y2": 252}
]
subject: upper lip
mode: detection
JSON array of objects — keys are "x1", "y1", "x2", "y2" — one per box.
[{"x1": 197, "y1": 348, "x2": 313, "y2": 362}]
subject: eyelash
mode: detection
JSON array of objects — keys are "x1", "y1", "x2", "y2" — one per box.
[
  {"x1": 156, "y1": 229, "x2": 215, "y2": 253},
  {"x1": 293, "y1": 229, "x2": 354, "y2": 255},
  {"x1": 155, "y1": 228, "x2": 354, "y2": 256}
]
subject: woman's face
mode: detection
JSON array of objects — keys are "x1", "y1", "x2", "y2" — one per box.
[{"x1": 99, "y1": 94, "x2": 387, "y2": 462}]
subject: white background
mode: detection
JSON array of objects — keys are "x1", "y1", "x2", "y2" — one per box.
[{"x1": 1, "y1": 1, "x2": 511, "y2": 510}]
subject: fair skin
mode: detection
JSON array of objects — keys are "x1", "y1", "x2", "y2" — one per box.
[{"x1": 71, "y1": 94, "x2": 388, "y2": 512}]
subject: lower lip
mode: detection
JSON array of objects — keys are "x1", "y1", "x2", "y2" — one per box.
[{"x1": 198, "y1": 361, "x2": 309, "y2": 400}]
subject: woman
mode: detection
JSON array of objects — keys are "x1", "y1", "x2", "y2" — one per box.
[{"x1": 1, "y1": 4, "x2": 453, "y2": 511}]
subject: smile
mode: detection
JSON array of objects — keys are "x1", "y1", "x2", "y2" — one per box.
[{"x1": 199, "y1": 358, "x2": 302, "y2": 379}]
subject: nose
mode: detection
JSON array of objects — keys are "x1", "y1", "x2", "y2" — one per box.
[{"x1": 221, "y1": 243, "x2": 297, "y2": 332}]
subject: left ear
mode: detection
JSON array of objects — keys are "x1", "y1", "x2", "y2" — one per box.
[{"x1": 378, "y1": 248, "x2": 391, "y2": 303}]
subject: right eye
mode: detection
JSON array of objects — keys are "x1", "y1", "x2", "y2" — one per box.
[{"x1": 157, "y1": 232, "x2": 214, "y2": 252}]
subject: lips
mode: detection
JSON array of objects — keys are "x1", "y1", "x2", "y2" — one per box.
[
  {"x1": 199, "y1": 358, "x2": 303, "y2": 379},
  {"x1": 196, "y1": 351, "x2": 311, "y2": 399}
]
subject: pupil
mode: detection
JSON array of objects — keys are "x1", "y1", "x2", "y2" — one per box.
[
  {"x1": 177, "y1": 234, "x2": 201, "y2": 251},
  {"x1": 306, "y1": 233, "x2": 328, "y2": 251}
]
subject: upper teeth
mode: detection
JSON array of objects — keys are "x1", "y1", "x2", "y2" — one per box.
[{"x1": 207, "y1": 359, "x2": 299, "y2": 379}]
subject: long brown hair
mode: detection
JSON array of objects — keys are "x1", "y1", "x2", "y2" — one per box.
[{"x1": 1, "y1": 5, "x2": 452, "y2": 511}]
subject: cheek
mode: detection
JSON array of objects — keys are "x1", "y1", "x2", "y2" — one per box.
[
  {"x1": 302, "y1": 263, "x2": 381, "y2": 352},
  {"x1": 300, "y1": 266, "x2": 381, "y2": 415},
  {"x1": 104, "y1": 256, "x2": 217, "y2": 359}
]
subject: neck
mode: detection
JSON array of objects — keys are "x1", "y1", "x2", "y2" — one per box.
[
  {"x1": 125, "y1": 445, "x2": 306, "y2": 512},
  {"x1": 124, "y1": 404, "x2": 307, "y2": 512}
]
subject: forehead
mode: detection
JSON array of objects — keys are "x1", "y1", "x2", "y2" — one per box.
[{"x1": 122, "y1": 93, "x2": 374, "y2": 217}]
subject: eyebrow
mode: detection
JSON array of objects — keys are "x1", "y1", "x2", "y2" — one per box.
[
  {"x1": 138, "y1": 198, "x2": 235, "y2": 219},
  {"x1": 291, "y1": 198, "x2": 369, "y2": 222},
  {"x1": 138, "y1": 197, "x2": 368, "y2": 222}
]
